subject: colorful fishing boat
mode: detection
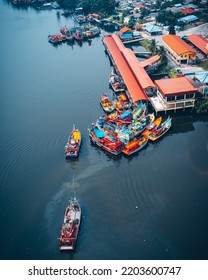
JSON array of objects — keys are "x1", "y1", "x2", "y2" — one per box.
[
  {"x1": 115, "y1": 110, "x2": 132, "y2": 125},
  {"x1": 48, "y1": 34, "x2": 63, "y2": 44},
  {"x1": 60, "y1": 27, "x2": 74, "y2": 42},
  {"x1": 74, "y1": 32, "x2": 83, "y2": 41},
  {"x1": 122, "y1": 135, "x2": 148, "y2": 156},
  {"x1": 148, "y1": 117, "x2": 172, "y2": 141},
  {"x1": 132, "y1": 102, "x2": 146, "y2": 120},
  {"x1": 131, "y1": 113, "x2": 155, "y2": 137},
  {"x1": 88, "y1": 125, "x2": 123, "y2": 155},
  {"x1": 143, "y1": 116, "x2": 162, "y2": 137},
  {"x1": 65, "y1": 125, "x2": 81, "y2": 158},
  {"x1": 58, "y1": 198, "x2": 81, "y2": 251},
  {"x1": 103, "y1": 110, "x2": 118, "y2": 123},
  {"x1": 100, "y1": 95, "x2": 115, "y2": 113}
]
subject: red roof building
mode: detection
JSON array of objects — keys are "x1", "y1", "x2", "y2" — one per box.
[
  {"x1": 181, "y1": 8, "x2": 196, "y2": 15},
  {"x1": 103, "y1": 35, "x2": 148, "y2": 102},
  {"x1": 188, "y1": 34, "x2": 208, "y2": 56},
  {"x1": 155, "y1": 77, "x2": 197, "y2": 97}
]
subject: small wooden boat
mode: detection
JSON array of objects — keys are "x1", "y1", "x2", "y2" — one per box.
[
  {"x1": 100, "y1": 95, "x2": 115, "y2": 113},
  {"x1": 65, "y1": 125, "x2": 81, "y2": 158},
  {"x1": 148, "y1": 117, "x2": 172, "y2": 141},
  {"x1": 58, "y1": 198, "x2": 81, "y2": 251},
  {"x1": 122, "y1": 136, "x2": 148, "y2": 156},
  {"x1": 143, "y1": 116, "x2": 162, "y2": 137}
]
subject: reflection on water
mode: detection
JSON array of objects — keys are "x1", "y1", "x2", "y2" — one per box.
[{"x1": 0, "y1": 2, "x2": 208, "y2": 260}]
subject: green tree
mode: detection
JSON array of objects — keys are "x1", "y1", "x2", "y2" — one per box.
[{"x1": 169, "y1": 24, "x2": 176, "y2": 35}]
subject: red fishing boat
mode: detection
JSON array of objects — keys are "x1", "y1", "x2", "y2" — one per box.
[
  {"x1": 88, "y1": 126, "x2": 123, "y2": 155},
  {"x1": 58, "y1": 198, "x2": 81, "y2": 251}
]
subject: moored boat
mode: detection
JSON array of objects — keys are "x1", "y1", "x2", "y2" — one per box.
[
  {"x1": 100, "y1": 95, "x2": 115, "y2": 113},
  {"x1": 88, "y1": 125, "x2": 123, "y2": 155},
  {"x1": 48, "y1": 34, "x2": 63, "y2": 44},
  {"x1": 148, "y1": 117, "x2": 172, "y2": 141},
  {"x1": 65, "y1": 125, "x2": 81, "y2": 158},
  {"x1": 58, "y1": 198, "x2": 81, "y2": 251},
  {"x1": 122, "y1": 135, "x2": 148, "y2": 156},
  {"x1": 132, "y1": 102, "x2": 146, "y2": 120},
  {"x1": 109, "y1": 69, "x2": 125, "y2": 93},
  {"x1": 142, "y1": 116, "x2": 162, "y2": 137}
]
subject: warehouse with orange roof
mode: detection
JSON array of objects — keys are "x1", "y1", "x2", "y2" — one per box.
[{"x1": 162, "y1": 34, "x2": 196, "y2": 64}]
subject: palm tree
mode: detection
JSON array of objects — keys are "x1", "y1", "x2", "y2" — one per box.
[
  {"x1": 149, "y1": 39, "x2": 158, "y2": 55},
  {"x1": 157, "y1": 46, "x2": 167, "y2": 65}
]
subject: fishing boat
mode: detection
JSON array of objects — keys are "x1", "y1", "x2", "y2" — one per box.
[
  {"x1": 148, "y1": 117, "x2": 172, "y2": 141},
  {"x1": 100, "y1": 95, "x2": 115, "y2": 113},
  {"x1": 48, "y1": 34, "x2": 63, "y2": 44},
  {"x1": 143, "y1": 116, "x2": 162, "y2": 137},
  {"x1": 132, "y1": 102, "x2": 146, "y2": 120},
  {"x1": 65, "y1": 125, "x2": 81, "y2": 158},
  {"x1": 60, "y1": 27, "x2": 74, "y2": 42},
  {"x1": 83, "y1": 26, "x2": 100, "y2": 39},
  {"x1": 131, "y1": 113, "x2": 155, "y2": 137},
  {"x1": 88, "y1": 125, "x2": 123, "y2": 155},
  {"x1": 74, "y1": 32, "x2": 83, "y2": 41},
  {"x1": 122, "y1": 135, "x2": 148, "y2": 156},
  {"x1": 109, "y1": 69, "x2": 125, "y2": 93},
  {"x1": 58, "y1": 198, "x2": 81, "y2": 251},
  {"x1": 103, "y1": 110, "x2": 118, "y2": 123},
  {"x1": 115, "y1": 110, "x2": 132, "y2": 125}
]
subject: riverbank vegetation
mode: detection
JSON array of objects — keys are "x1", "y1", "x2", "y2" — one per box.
[
  {"x1": 57, "y1": 0, "x2": 116, "y2": 15},
  {"x1": 195, "y1": 95, "x2": 208, "y2": 114}
]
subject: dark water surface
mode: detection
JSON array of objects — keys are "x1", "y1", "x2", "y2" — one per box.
[{"x1": 0, "y1": 2, "x2": 208, "y2": 260}]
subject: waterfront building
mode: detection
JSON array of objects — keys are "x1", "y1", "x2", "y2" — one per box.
[
  {"x1": 162, "y1": 34, "x2": 196, "y2": 65},
  {"x1": 119, "y1": 27, "x2": 133, "y2": 40},
  {"x1": 149, "y1": 77, "x2": 198, "y2": 113}
]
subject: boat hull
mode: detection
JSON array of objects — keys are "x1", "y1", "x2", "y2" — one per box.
[
  {"x1": 89, "y1": 132, "x2": 122, "y2": 156},
  {"x1": 59, "y1": 199, "x2": 81, "y2": 251},
  {"x1": 122, "y1": 137, "x2": 148, "y2": 156}
]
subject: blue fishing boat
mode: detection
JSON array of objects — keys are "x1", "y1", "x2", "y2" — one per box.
[{"x1": 132, "y1": 102, "x2": 146, "y2": 120}]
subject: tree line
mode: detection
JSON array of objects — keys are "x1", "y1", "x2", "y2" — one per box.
[{"x1": 57, "y1": 0, "x2": 116, "y2": 15}]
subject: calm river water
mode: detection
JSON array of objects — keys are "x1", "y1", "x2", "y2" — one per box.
[{"x1": 0, "y1": 1, "x2": 208, "y2": 260}]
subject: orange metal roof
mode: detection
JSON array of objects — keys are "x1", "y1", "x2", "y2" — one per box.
[
  {"x1": 162, "y1": 35, "x2": 196, "y2": 55},
  {"x1": 119, "y1": 27, "x2": 132, "y2": 34},
  {"x1": 188, "y1": 34, "x2": 208, "y2": 55},
  {"x1": 103, "y1": 35, "x2": 148, "y2": 102},
  {"x1": 140, "y1": 55, "x2": 161, "y2": 68},
  {"x1": 155, "y1": 77, "x2": 197, "y2": 96},
  {"x1": 122, "y1": 48, "x2": 155, "y2": 89}
]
